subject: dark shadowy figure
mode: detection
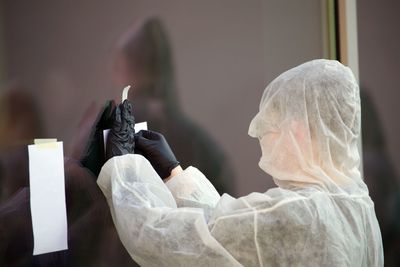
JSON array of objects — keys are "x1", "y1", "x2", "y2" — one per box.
[
  {"x1": 113, "y1": 17, "x2": 235, "y2": 195},
  {"x1": 361, "y1": 90, "x2": 400, "y2": 267},
  {"x1": 0, "y1": 85, "x2": 44, "y2": 201},
  {"x1": 106, "y1": 100, "x2": 136, "y2": 160},
  {"x1": 70, "y1": 99, "x2": 140, "y2": 267},
  {"x1": 0, "y1": 85, "x2": 135, "y2": 266}
]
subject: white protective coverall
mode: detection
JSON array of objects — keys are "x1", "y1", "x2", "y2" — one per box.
[{"x1": 98, "y1": 59, "x2": 383, "y2": 266}]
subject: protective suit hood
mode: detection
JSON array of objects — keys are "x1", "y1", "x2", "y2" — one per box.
[{"x1": 249, "y1": 59, "x2": 366, "y2": 194}]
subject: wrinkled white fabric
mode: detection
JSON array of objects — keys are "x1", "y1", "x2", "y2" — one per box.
[
  {"x1": 98, "y1": 59, "x2": 383, "y2": 266},
  {"x1": 98, "y1": 155, "x2": 242, "y2": 267},
  {"x1": 249, "y1": 59, "x2": 364, "y2": 194}
]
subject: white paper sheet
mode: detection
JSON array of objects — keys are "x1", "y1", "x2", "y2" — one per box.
[
  {"x1": 134, "y1": 121, "x2": 148, "y2": 133},
  {"x1": 28, "y1": 141, "x2": 68, "y2": 255},
  {"x1": 103, "y1": 122, "x2": 148, "y2": 150}
]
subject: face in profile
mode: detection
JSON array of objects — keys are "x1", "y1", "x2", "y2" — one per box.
[{"x1": 258, "y1": 118, "x2": 314, "y2": 179}]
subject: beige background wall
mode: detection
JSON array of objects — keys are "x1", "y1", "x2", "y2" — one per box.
[{"x1": 2, "y1": 0, "x2": 324, "y2": 196}]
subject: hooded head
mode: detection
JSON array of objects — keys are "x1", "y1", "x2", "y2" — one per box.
[{"x1": 249, "y1": 59, "x2": 367, "y2": 194}]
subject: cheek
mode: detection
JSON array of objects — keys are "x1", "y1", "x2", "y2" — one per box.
[
  {"x1": 259, "y1": 132, "x2": 302, "y2": 173},
  {"x1": 260, "y1": 133, "x2": 280, "y2": 156}
]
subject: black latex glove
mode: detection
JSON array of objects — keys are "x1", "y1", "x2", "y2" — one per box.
[
  {"x1": 81, "y1": 100, "x2": 116, "y2": 176},
  {"x1": 105, "y1": 100, "x2": 135, "y2": 160},
  {"x1": 135, "y1": 130, "x2": 180, "y2": 179}
]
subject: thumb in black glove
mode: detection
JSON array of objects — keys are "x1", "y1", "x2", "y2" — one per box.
[
  {"x1": 135, "y1": 130, "x2": 180, "y2": 179},
  {"x1": 105, "y1": 99, "x2": 136, "y2": 160}
]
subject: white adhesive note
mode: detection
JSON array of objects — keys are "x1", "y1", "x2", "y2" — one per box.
[
  {"x1": 103, "y1": 122, "x2": 148, "y2": 151},
  {"x1": 28, "y1": 141, "x2": 68, "y2": 255}
]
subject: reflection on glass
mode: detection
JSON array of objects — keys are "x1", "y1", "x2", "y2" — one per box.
[
  {"x1": 361, "y1": 90, "x2": 400, "y2": 266},
  {"x1": 0, "y1": 16, "x2": 234, "y2": 267},
  {"x1": 113, "y1": 17, "x2": 235, "y2": 195}
]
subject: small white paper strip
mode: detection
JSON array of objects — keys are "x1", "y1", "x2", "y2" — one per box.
[
  {"x1": 122, "y1": 85, "x2": 131, "y2": 102},
  {"x1": 103, "y1": 122, "x2": 148, "y2": 151},
  {"x1": 134, "y1": 121, "x2": 148, "y2": 133},
  {"x1": 28, "y1": 141, "x2": 68, "y2": 255}
]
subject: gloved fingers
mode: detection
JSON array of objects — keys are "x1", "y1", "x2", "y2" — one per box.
[
  {"x1": 134, "y1": 133, "x2": 153, "y2": 148},
  {"x1": 113, "y1": 100, "x2": 135, "y2": 131},
  {"x1": 113, "y1": 104, "x2": 122, "y2": 127},
  {"x1": 120, "y1": 100, "x2": 134, "y2": 121},
  {"x1": 133, "y1": 147, "x2": 144, "y2": 156},
  {"x1": 105, "y1": 98, "x2": 136, "y2": 160},
  {"x1": 121, "y1": 99, "x2": 133, "y2": 114},
  {"x1": 137, "y1": 130, "x2": 163, "y2": 141}
]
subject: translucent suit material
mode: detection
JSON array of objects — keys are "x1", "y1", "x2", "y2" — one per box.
[{"x1": 98, "y1": 59, "x2": 383, "y2": 266}]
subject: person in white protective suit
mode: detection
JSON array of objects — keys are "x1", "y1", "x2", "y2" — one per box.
[{"x1": 97, "y1": 59, "x2": 384, "y2": 266}]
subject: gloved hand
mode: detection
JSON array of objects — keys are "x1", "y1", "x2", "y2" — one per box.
[
  {"x1": 135, "y1": 130, "x2": 180, "y2": 179},
  {"x1": 105, "y1": 99, "x2": 135, "y2": 160},
  {"x1": 80, "y1": 100, "x2": 116, "y2": 176}
]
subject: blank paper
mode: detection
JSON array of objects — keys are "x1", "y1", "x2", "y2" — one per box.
[{"x1": 28, "y1": 141, "x2": 68, "y2": 255}]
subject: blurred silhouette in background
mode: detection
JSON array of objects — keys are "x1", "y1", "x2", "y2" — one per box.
[
  {"x1": 63, "y1": 17, "x2": 238, "y2": 265},
  {"x1": 0, "y1": 83, "x2": 44, "y2": 202},
  {"x1": 3, "y1": 12, "x2": 399, "y2": 267},
  {"x1": 113, "y1": 17, "x2": 235, "y2": 195},
  {"x1": 0, "y1": 84, "x2": 138, "y2": 266},
  {"x1": 0, "y1": 84, "x2": 44, "y2": 266},
  {"x1": 361, "y1": 90, "x2": 400, "y2": 267}
]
